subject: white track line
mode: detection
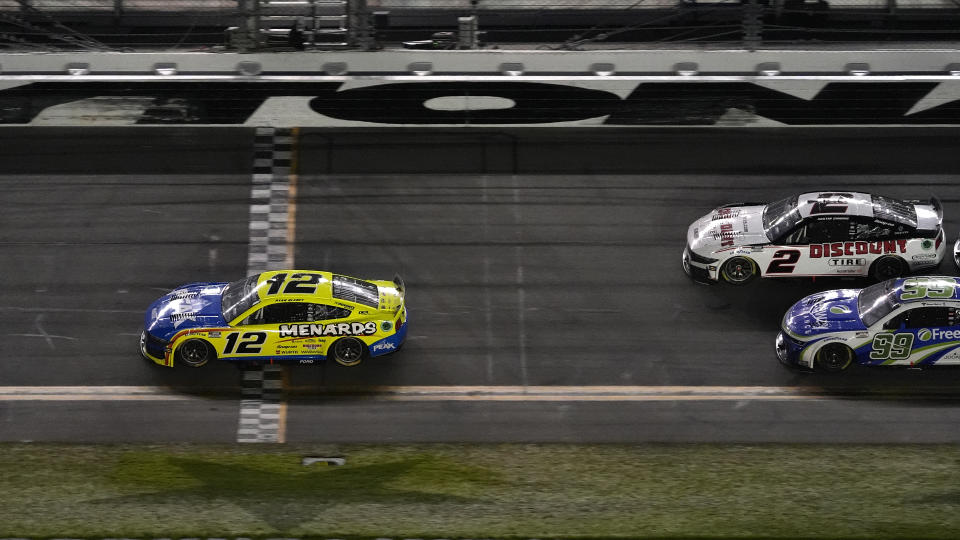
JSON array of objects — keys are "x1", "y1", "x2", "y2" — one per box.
[{"x1": 0, "y1": 385, "x2": 867, "y2": 402}]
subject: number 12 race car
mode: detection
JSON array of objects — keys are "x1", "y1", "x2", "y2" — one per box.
[
  {"x1": 683, "y1": 192, "x2": 945, "y2": 284},
  {"x1": 777, "y1": 276, "x2": 960, "y2": 372},
  {"x1": 140, "y1": 270, "x2": 407, "y2": 368}
]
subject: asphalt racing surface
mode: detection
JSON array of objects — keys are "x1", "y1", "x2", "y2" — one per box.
[{"x1": 3, "y1": 128, "x2": 960, "y2": 443}]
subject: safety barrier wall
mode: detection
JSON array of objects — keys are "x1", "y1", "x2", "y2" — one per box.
[
  {"x1": 2, "y1": 50, "x2": 960, "y2": 127},
  {"x1": 2, "y1": 126, "x2": 960, "y2": 174}
]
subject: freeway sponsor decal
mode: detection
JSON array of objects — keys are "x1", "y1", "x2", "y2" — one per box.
[{"x1": 3, "y1": 81, "x2": 960, "y2": 125}]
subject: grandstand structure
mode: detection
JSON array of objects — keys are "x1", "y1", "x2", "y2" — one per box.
[{"x1": 0, "y1": 0, "x2": 959, "y2": 50}]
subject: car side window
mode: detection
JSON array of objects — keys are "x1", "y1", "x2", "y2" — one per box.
[
  {"x1": 781, "y1": 223, "x2": 808, "y2": 245},
  {"x1": 308, "y1": 304, "x2": 352, "y2": 321},
  {"x1": 900, "y1": 306, "x2": 953, "y2": 329},
  {"x1": 851, "y1": 219, "x2": 892, "y2": 241},
  {"x1": 804, "y1": 218, "x2": 850, "y2": 244},
  {"x1": 242, "y1": 302, "x2": 310, "y2": 325}
]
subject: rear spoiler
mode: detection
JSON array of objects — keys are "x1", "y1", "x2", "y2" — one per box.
[
  {"x1": 393, "y1": 274, "x2": 405, "y2": 297},
  {"x1": 931, "y1": 196, "x2": 944, "y2": 224}
]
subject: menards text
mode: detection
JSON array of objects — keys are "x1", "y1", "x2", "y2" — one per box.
[{"x1": 279, "y1": 322, "x2": 378, "y2": 337}]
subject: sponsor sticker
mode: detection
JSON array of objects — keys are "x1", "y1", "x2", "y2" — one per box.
[
  {"x1": 920, "y1": 328, "x2": 960, "y2": 341},
  {"x1": 280, "y1": 322, "x2": 378, "y2": 338},
  {"x1": 810, "y1": 240, "x2": 907, "y2": 258},
  {"x1": 828, "y1": 258, "x2": 865, "y2": 267}
]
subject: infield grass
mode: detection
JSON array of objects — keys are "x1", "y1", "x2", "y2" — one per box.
[{"x1": 1, "y1": 443, "x2": 959, "y2": 539}]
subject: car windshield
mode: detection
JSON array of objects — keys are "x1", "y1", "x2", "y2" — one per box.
[
  {"x1": 858, "y1": 278, "x2": 899, "y2": 327},
  {"x1": 221, "y1": 274, "x2": 262, "y2": 323},
  {"x1": 762, "y1": 196, "x2": 803, "y2": 241}
]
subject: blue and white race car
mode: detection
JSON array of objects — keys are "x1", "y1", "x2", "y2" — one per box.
[{"x1": 777, "y1": 276, "x2": 960, "y2": 372}]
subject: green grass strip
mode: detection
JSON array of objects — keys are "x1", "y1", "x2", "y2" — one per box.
[{"x1": 2, "y1": 443, "x2": 960, "y2": 539}]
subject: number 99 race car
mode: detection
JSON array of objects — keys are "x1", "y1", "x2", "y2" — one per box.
[
  {"x1": 683, "y1": 192, "x2": 945, "y2": 285},
  {"x1": 777, "y1": 276, "x2": 960, "y2": 372},
  {"x1": 140, "y1": 270, "x2": 407, "y2": 368}
]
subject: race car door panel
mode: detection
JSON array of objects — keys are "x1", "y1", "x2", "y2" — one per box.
[
  {"x1": 873, "y1": 306, "x2": 959, "y2": 365},
  {"x1": 233, "y1": 301, "x2": 355, "y2": 358}
]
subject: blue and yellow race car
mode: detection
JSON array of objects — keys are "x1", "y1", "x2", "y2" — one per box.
[
  {"x1": 777, "y1": 276, "x2": 960, "y2": 372},
  {"x1": 140, "y1": 270, "x2": 407, "y2": 367}
]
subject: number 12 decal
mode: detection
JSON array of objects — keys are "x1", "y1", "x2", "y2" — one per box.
[
  {"x1": 766, "y1": 249, "x2": 801, "y2": 274},
  {"x1": 223, "y1": 332, "x2": 267, "y2": 354},
  {"x1": 264, "y1": 272, "x2": 323, "y2": 295}
]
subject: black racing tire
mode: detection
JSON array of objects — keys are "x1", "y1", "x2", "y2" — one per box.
[
  {"x1": 815, "y1": 343, "x2": 855, "y2": 373},
  {"x1": 721, "y1": 256, "x2": 757, "y2": 285},
  {"x1": 870, "y1": 256, "x2": 905, "y2": 282},
  {"x1": 331, "y1": 337, "x2": 366, "y2": 367},
  {"x1": 175, "y1": 338, "x2": 215, "y2": 368}
]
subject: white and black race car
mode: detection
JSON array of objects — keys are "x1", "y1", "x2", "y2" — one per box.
[{"x1": 683, "y1": 192, "x2": 946, "y2": 285}]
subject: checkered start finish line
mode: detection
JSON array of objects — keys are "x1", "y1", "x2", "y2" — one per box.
[{"x1": 236, "y1": 126, "x2": 298, "y2": 444}]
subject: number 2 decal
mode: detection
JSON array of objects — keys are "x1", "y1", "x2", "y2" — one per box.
[
  {"x1": 223, "y1": 332, "x2": 267, "y2": 355},
  {"x1": 766, "y1": 249, "x2": 801, "y2": 274}
]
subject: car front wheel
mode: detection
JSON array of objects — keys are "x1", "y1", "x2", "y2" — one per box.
[
  {"x1": 721, "y1": 256, "x2": 757, "y2": 284},
  {"x1": 175, "y1": 338, "x2": 215, "y2": 368},
  {"x1": 815, "y1": 343, "x2": 855, "y2": 373}
]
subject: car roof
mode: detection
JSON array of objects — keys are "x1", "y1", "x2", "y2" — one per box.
[
  {"x1": 795, "y1": 192, "x2": 872, "y2": 218},
  {"x1": 795, "y1": 191, "x2": 920, "y2": 228},
  {"x1": 253, "y1": 270, "x2": 383, "y2": 309},
  {"x1": 255, "y1": 270, "x2": 332, "y2": 299}
]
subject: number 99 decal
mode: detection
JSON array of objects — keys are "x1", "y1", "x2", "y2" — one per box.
[
  {"x1": 900, "y1": 277, "x2": 956, "y2": 301},
  {"x1": 869, "y1": 333, "x2": 914, "y2": 361}
]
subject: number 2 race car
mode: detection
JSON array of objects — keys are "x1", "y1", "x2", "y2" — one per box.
[
  {"x1": 777, "y1": 276, "x2": 960, "y2": 372},
  {"x1": 140, "y1": 270, "x2": 407, "y2": 368},
  {"x1": 682, "y1": 192, "x2": 945, "y2": 284}
]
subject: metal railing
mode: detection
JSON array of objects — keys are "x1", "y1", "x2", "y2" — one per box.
[{"x1": 0, "y1": 0, "x2": 958, "y2": 51}]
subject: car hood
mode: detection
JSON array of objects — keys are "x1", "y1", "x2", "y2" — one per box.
[
  {"x1": 783, "y1": 288, "x2": 867, "y2": 337},
  {"x1": 687, "y1": 204, "x2": 769, "y2": 254},
  {"x1": 144, "y1": 282, "x2": 229, "y2": 340}
]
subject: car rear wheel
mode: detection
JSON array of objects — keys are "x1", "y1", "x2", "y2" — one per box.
[
  {"x1": 331, "y1": 337, "x2": 366, "y2": 367},
  {"x1": 176, "y1": 338, "x2": 215, "y2": 368},
  {"x1": 870, "y1": 256, "x2": 905, "y2": 282},
  {"x1": 721, "y1": 256, "x2": 757, "y2": 284},
  {"x1": 815, "y1": 343, "x2": 855, "y2": 373}
]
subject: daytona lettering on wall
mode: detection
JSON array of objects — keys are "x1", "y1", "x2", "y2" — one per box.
[{"x1": 2, "y1": 81, "x2": 960, "y2": 125}]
